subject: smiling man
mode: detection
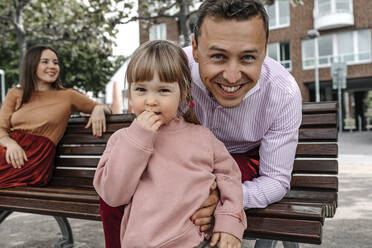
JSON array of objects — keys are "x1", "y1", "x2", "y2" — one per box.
[{"x1": 186, "y1": 0, "x2": 302, "y2": 227}]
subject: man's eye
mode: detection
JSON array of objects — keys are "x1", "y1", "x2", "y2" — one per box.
[
  {"x1": 242, "y1": 55, "x2": 255, "y2": 62},
  {"x1": 211, "y1": 54, "x2": 226, "y2": 60}
]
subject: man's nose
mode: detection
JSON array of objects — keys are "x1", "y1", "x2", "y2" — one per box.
[{"x1": 223, "y1": 61, "x2": 241, "y2": 84}]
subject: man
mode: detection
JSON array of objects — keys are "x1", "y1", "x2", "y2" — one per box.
[
  {"x1": 99, "y1": 0, "x2": 302, "y2": 247},
  {"x1": 188, "y1": 0, "x2": 302, "y2": 243}
]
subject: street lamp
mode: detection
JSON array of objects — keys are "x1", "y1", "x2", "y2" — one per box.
[
  {"x1": 307, "y1": 29, "x2": 320, "y2": 102},
  {"x1": 0, "y1": 69, "x2": 5, "y2": 103}
]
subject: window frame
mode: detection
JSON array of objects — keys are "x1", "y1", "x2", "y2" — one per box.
[
  {"x1": 267, "y1": 41, "x2": 292, "y2": 71},
  {"x1": 266, "y1": 0, "x2": 290, "y2": 30},
  {"x1": 302, "y1": 29, "x2": 371, "y2": 70}
]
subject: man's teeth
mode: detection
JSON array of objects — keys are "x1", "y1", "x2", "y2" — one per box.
[{"x1": 220, "y1": 84, "x2": 240, "y2": 93}]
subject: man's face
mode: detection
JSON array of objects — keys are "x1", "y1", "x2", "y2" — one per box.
[{"x1": 192, "y1": 15, "x2": 267, "y2": 108}]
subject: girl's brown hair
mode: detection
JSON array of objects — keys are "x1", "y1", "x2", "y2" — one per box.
[
  {"x1": 21, "y1": 45, "x2": 64, "y2": 104},
  {"x1": 126, "y1": 40, "x2": 199, "y2": 124}
]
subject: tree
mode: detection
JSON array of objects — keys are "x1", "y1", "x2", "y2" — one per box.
[
  {"x1": 127, "y1": 0, "x2": 303, "y2": 47},
  {"x1": 0, "y1": 0, "x2": 131, "y2": 95}
]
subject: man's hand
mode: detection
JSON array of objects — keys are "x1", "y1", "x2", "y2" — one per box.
[
  {"x1": 210, "y1": 232, "x2": 241, "y2": 248},
  {"x1": 191, "y1": 181, "x2": 219, "y2": 232},
  {"x1": 136, "y1": 111, "x2": 163, "y2": 132}
]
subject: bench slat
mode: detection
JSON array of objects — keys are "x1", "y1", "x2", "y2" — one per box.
[
  {"x1": 296, "y1": 144, "x2": 338, "y2": 157},
  {"x1": 49, "y1": 177, "x2": 94, "y2": 189},
  {"x1": 0, "y1": 186, "x2": 97, "y2": 196},
  {"x1": 0, "y1": 187, "x2": 98, "y2": 203},
  {"x1": 55, "y1": 157, "x2": 100, "y2": 168},
  {"x1": 0, "y1": 196, "x2": 100, "y2": 220},
  {"x1": 293, "y1": 160, "x2": 338, "y2": 174},
  {"x1": 301, "y1": 113, "x2": 337, "y2": 127},
  {"x1": 299, "y1": 128, "x2": 337, "y2": 141},
  {"x1": 302, "y1": 102, "x2": 337, "y2": 114},
  {"x1": 244, "y1": 216, "x2": 322, "y2": 244},
  {"x1": 54, "y1": 169, "x2": 95, "y2": 179},
  {"x1": 245, "y1": 202, "x2": 324, "y2": 223},
  {"x1": 57, "y1": 145, "x2": 105, "y2": 155},
  {"x1": 60, "y1": 134, "x2": 111, "y2": 144},
  {"x1": 68, "y1": 114, "x2": 135, "y2": 124},
  {"x1": 283, "y1": 190, "x2": 337, "y2": 205},
  {"x1": 290, "y1": 176, "x2": 338, "y2": 191},
  {"x1": 59, "y1": 127, "x2": 338, "y2": 144},
  {"x1": 66, "y1": 122, "x2": 129, "y2": 134}
]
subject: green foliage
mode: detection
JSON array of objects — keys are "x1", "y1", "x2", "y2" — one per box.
[
  {"x1": 0, "y1": 33, "x2": 19, "y2": 89},
  {"x1": 0, "y1": 0, "x2": 131, "y2": 95}
]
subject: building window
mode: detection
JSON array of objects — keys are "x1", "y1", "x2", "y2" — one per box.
[
  {"x1": 266, "y1": 0, "x2": 290, "y2": 30},
  {"x1": 302, "y1": 29, "x2": 371, "y2": 69},
  {"x1": 318, "y1": 34, "x2": 333, "y2": 65},
  {"x1": 149, "y1": 23, "x2": 166, "y2": 40},
  {"x1": 314, "y1": 0, "x2": 353, "y2": 17},
  {"x1": 268, "y1": 42, "x2": 291, "y2": 70}
]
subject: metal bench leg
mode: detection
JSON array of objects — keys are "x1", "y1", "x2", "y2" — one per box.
[
  {"x1": 283, "y1": 241, "x2": 300, "y2": 248},
  {"x1": 54, "y1": 216, "x2": 74, "y2": 248},
  {"x1": 0, "y1": 210, "x2": 13, "y2": 224},
  {"x1": 254, "y1": 239, "x2": 278, "y2": 248}
]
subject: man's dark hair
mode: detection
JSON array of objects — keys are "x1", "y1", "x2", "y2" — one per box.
[{"x1": 194, "y1": 0, "x2": 269, "y2": 46}]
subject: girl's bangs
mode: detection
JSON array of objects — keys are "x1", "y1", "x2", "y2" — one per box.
[{"x1": 129, "y1": 46, "x2": 182, "y2": 84}]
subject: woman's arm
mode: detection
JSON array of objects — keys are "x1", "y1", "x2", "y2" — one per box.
[
  {"x1": 0, "y1": 88, "x2": 27, "y2": 168},
  {"x1": 85, "y1": 104, "x2": 112, "y2": 137}
]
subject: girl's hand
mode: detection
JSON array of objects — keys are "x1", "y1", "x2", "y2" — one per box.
[
  {"x1": 85, "y1": 105, "x2": 111, "y2": 137},
  {"x1": 136, "y1": 111, "x2": 163, "y2": 132},
  {"x1": 210, "y1": 232, "x2": 241, "y2": 248},
  {"x1": 5, "y1": 142, "x2": 28, "y2": 169},
  {"x1": 190, "y1": 181, "x2": 219, "y2": 232}
]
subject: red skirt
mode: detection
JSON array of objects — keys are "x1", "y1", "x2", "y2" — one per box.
[
  {"x1": 231, "y1": 146, "x2": 260, "y2": 182},
  {"x1": 0, "y1": 131, "x2": 56, "y2": 189}
]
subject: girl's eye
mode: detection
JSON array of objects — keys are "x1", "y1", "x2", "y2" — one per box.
[
  {"x1": 159, "y1": 88, "x2": 170, "y2": 93},
  {"x1": 134, "y1": 87, "x2": 146, "y2": 92}
]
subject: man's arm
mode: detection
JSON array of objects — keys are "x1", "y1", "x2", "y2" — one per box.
[{"x1": 243, "y1": 91, "x2": 302, "y2": 209}]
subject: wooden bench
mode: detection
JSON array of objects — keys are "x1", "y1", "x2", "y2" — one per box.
[{"x1": 0, "y1": 101, "x2": 338, "y2": 248}]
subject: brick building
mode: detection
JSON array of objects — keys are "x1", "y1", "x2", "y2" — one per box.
[{"x1": 139, "y1": 0, "x2": 372, "y2": 130}]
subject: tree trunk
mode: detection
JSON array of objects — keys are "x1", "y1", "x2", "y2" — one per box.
[
  {"x1": 178, "y1": 0, "x2": 190, "y2": 46},
  {"x1": 15, "y1": 0, "x2": 27, "y2": 84}
]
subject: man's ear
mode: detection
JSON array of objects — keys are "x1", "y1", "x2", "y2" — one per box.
[{"x1": 192, "y1": 38, "x2": 199, "y2": 63}]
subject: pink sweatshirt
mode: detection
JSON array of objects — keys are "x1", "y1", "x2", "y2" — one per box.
[{"x1": 93, "y1": 117, "x2": 247, "y2": 248}]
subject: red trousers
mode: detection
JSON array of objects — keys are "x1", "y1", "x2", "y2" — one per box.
[
  {"x1": 99, "y1": 149, "x2": 260, "y2": 248},
  {"x1": 0, "y1": 131, "x2": 56, "y2": 189}
]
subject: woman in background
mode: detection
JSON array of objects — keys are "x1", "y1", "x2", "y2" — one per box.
[{"x1": 0, "y1": 45, "x2": 111, "y2": 188}]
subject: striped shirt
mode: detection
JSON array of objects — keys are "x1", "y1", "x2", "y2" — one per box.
[{"x1": 184, "y1": 46, "x2": 302, "y2": 209}]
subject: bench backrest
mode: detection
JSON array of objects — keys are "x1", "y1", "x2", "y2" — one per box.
[{"x1": 52, "y1": 102, "x2": 338, "y2": 210}]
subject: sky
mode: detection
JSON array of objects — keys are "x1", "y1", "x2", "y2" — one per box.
[{"x1": 112, "y1": 21, "x2": 139, "y2": 57}]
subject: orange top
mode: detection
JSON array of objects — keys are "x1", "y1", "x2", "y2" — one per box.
[{"x1": 0, "y1": 88, "x2": 97, "y2": 145}]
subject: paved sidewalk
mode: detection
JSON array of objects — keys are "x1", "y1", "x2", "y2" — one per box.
[{"x1": 0, "y1": 132, "x2": 371, "y2": 247}]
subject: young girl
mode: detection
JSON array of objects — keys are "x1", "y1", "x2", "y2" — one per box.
[{"x1": 93, "y1": 40, "x2": 246, "y2": 248}]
